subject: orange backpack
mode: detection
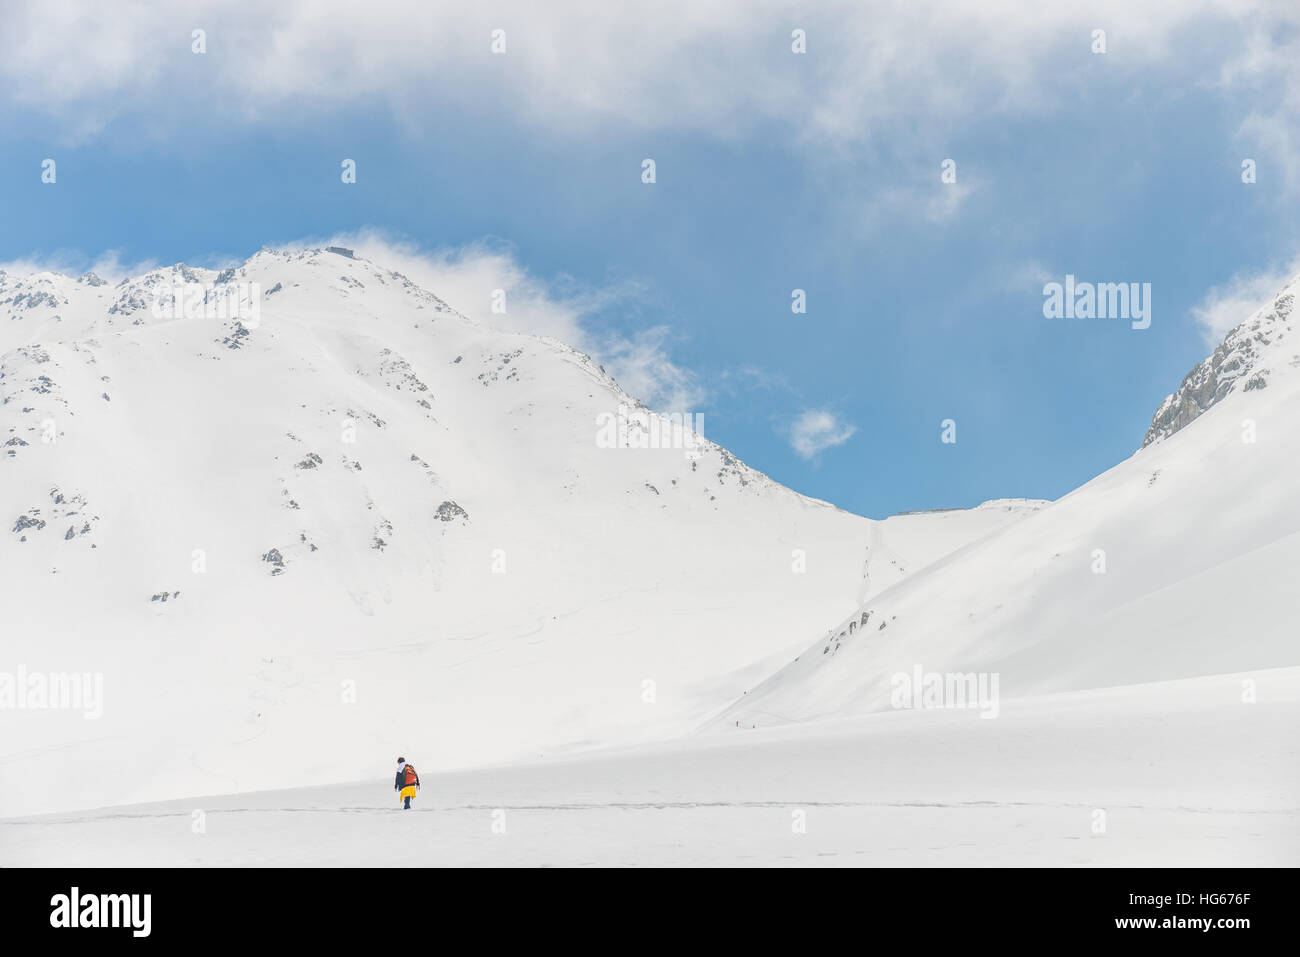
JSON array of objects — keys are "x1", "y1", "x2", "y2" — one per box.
[{"x1": 404, "y1": 764, "x2": 418, "y2": 787}]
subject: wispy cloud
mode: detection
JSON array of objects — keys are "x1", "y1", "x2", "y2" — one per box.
[
  {"x1": 0, "y1": 248, "x2": 159, "y2": 283},
  {"x1": 857, "y1": 177, "x2": 979, "y2": 230},
  {"x1": 594, "y1": 326, "x2": 704, "y2": 414},
  {"x1": 716, "y1": 365, "x2": 796, "y2": 398},
  {"x1": 1214, "y1": 5, "x2": 1300, "y2": 196},
  {"x1": 1190, "y1": 256, "x2": 1300, "y2": 346},
  {"x1": 923, "y1": 180, "x2": 975, "y2": 223},
  {"x1": 786, "y1": 409, "x2": 856, "y2": 459},
  {"x1": 309, "y1": 230, "x2": 702, "y2": 413},
  {"x1": 1007, "y1": 259, "x2": 1055, "y2": 291},
  {"x1": 1, "y1": 0, "x2": 1286, "y2": 157}
]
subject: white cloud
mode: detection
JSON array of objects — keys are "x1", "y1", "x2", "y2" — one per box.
[
  {"x1": 924, "y1": 181, "x2": 975, "y2": 223},
  {"x1": 1191, "y1": 257, "x2": 1300, "y2": 345},
  {"x1": 304, "y1": 229, "x2": 702, "y2": 413},
  {"x1": 1212, "y1": 5, "x2": 1300, "y2": 194},
  {"x1": 594, "y1": 326, "x2": 705, "y2": 414},
  {"x1": 859, "y1": 178, "x2": 978, "y2": 229},
  {"x1": 0, "y1": 249, "x2": 159, "y2": 283},
  {"x1": 1004, "y1": 259, "x2": 1055, "y2": 292},
  {"x1": 786, "y1": 409, "x2": 856, "y2": 459},
  {"x1": 311, "y1": 230, "x2": 605, "y2": 342},
  {"x1": 2, "y1": 0, "x2": 1288, "y2": 157},
  {"x1": 10, "y1": 1, "x2": 1300, "y2": 244}
]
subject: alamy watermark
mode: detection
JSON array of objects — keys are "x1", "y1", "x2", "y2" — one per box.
[
  {"x1": 596, "y1": 402, "x2": 704, "y2": 460},
  {"x1": 50, "y1": 887, "x2": 150, "y2": 937},
  {"x1": 151, "y1": 281, "x2": 262, "y2": 328},
  {"x1": 1043, "y1": 274, "x2": 1150, "y2": 330},
  {"x1": 890, "y1": 664, "x2": 999, "y2": 719},
  {"x1": 0, "y1": 666, "x2": 103, "y2": 718}
]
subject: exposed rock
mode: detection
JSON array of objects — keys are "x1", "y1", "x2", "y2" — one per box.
[
  {"x1": 12, "y1": 514, "x2": 45, "y2": 534},
  {"x1": 1142, "y1": 291, "x2": 1292, "y2": 448},
  {"x1": 436, "y1": 501, "x2": 469, "y2": 523},
  {"x1": 219, "y1": 323, "x2": 252, "y2": 350}
]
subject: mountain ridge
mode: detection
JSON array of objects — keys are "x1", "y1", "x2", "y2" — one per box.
[
  {"x1": 1141, "y1": 275, "x2": 1297, "y2": 448},
  {"x1": 2, "y1": 246, "x2": 891, "y2": 816}
]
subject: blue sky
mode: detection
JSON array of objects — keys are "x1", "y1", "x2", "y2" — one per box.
[{"x1": 2, "y1": 1, "x2": 1298, "y2": 517}]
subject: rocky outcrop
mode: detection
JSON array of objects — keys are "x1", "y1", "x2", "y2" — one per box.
[
  {"x1": 435, "y1": 501, "x2": 469, "y2": 523},
  {"x1": 1141, "y1": 288, "x2": 1294, "y2": 448}
]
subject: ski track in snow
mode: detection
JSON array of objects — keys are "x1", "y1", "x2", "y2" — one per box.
[{"x1": 7, "y1": 800, "x2": 1292, "y2": 823}]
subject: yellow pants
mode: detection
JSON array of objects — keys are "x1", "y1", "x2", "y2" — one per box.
[{"x1": 399, "y1": 786, "x2": 417, "y2": 802}]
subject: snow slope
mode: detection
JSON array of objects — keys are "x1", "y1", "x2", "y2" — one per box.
[
  {"x1": 4, "y1": 667, "x2": 1295, "y2": 866},
  {"x1": 715, "y1": 278, "x2": 1300, "y2": 729},
  {"x1": 853, "y1": 498, "x2": 1048, "y2": 605},
  {"x1": 0, "y1": 249, "x2": 1030, "y2": 818}
]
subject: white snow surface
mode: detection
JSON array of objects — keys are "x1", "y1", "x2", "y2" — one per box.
[{"x1": 3, "y1": 667, "x2": 1295, "y2": 866}]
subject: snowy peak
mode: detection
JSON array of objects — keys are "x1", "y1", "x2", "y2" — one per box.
[
  {"x1": 1142, "y1": 277, "x2": 1299, "y2": 449},
  {"x1": 1, "y1": 245, "x2": 876, "y2": 816},
  {"x1": 0, "y1": 247, "x2": 471, "y2": 354}
]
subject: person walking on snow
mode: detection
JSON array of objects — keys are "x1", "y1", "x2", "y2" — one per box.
[{"x1": 395, "y1": 756, "x2": 420, "y2": 809}]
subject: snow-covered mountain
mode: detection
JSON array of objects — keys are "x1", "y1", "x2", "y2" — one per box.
[
  {"x1": 5, "y1": 252, "x2": 1295, "y2": 864},
  {"x1": 1142, "y1": 280, "x2": 1294, "y2": 448},
  {"x1": 0, "y1": 248, "x2": 1034, "y2": 817},
  {"x1": 712, "y1": 277, "x2": 1300, "y2": 729},
  {"x1": 11, "y1": 247, "x2": 1292, "y2": 827}
]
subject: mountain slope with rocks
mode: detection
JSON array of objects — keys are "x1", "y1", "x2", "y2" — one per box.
[
  {"x1": 1142, "y1": 279, "x2": 1296, "y2": 448},
  {"x1": 0, "y1": 247, "x2": 1031, "y2": 817}
]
